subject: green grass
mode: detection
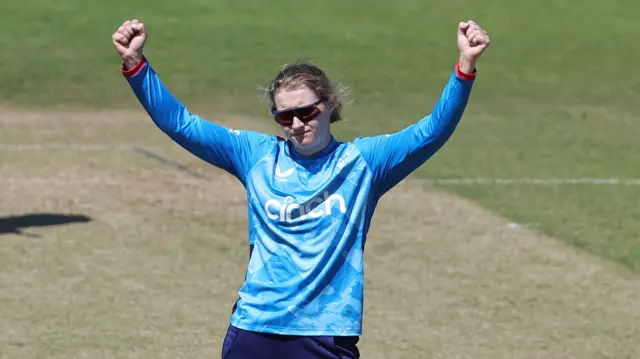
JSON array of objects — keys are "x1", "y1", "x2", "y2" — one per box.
[
  {"x1": 451, "y1": 185, "x2": 640, "y2": 269},
  {"x1": 1, "y1": 0, "x2": 640, "y2": 269}
]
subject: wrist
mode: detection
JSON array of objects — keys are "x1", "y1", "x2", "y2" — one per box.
[
  {"x1": 457, "y1": 56, "x2": 476, "y2": 75},
  {"x1": 121, "y1": 56, "x2": 147, "y2": 77},
  {"x1": 122, "y1": 55, "x2": 143, "y2": 70}
]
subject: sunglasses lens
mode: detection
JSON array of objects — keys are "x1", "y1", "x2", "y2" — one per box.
[
  {"x1": 275, "y1": 111, "x2": 293, "y2": 125},
  {"x1": 295, "y1": 107, "x2": 315, "y2": 118},
  {"x1": 273, "y1": 101, "x2": 322, "y2": 125}
]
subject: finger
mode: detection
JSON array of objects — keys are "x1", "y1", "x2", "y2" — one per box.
[
  {"x1": 466, "y1": 29, "x2": 485, "y2": 42},
  {"x1": 131, "y1": 22, "x2": 145, "y2": 35},
  {"x1": 471, "y1": 34, "x2": 490, "y2": 47},
  {"x1": 469, "y1": 32, "x2": 488, "y2": 46},
  {"x1": 117, "y1": 26, "x2": 131, "y2": 40},
  {"x1": 122, "y1": 20, "x2": 134, "y2": 37},
  {"x1": 469, "y1": 28, "x2": 488, "y2": 39},
  {"x1": 482, "y1": 35, "x2": 491, "y2": 47},
  {"x1": 469, "y1": 34, "x2": 480, "y2": 46},
  {"x1": 112, "y1": 32, "x2": 129, "y2": 45},
  {"x1": 117, "y1": 26, "x2": 129, "y2": 38},
  {"x1": 467, "y1": 21, "x2": 487, "y2": 35}
]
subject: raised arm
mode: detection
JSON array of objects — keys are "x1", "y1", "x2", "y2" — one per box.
[
  {"x1": 112, "y1": 19, "x2": 273, "y2": 184},
  {"x1": 354, "y1": 20, "x2": 491, "y2": 196}
]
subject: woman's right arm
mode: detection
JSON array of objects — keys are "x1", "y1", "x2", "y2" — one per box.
[
  {"x1": 113, "y1": 19, "x2": 273, "y2": 184},
  {"x1": 122, "y1": 57, "x2": 271, "y2": 183}
]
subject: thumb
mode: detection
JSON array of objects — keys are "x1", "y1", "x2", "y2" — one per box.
[
  {"x1": 113, "y1": 41, "x2": 127, "y2": 55},
  {"x1": 458, "y1": 22, "x2": 470, "y2": 37}
]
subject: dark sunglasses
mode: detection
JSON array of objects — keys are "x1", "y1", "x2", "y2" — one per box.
[{"x1": 271, "y1": 99, "x2": 323, "y2": 126}]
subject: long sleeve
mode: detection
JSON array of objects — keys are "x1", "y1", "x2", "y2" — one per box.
[
  {"x1": 122, "y1": 58, "x2": 275, "y2": 185},
  {"x1": 354, "y1": 61, "x2": 476, "y2": 196}
]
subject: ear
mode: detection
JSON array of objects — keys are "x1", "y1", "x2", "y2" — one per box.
[
  {"x1": 324, "y1": 100, "x2": 338, "y2": 113},
  {"x1": 326, "y1": 100, "x2": 342, "y2": 124}
]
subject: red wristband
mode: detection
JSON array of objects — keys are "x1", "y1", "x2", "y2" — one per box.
[
  {"x1": 121, "y1": 57, "x2": 147, "y2": 77},
  {"x1": 455, "y1": 59, "x2": 477, "y2": 81}
]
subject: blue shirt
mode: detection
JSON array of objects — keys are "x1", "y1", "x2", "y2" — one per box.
[{"x1": 123, "y1": 58, "x2": 475, "y2": 336}]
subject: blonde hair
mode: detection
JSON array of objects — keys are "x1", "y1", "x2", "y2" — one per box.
[{"x1": 265, "y1": 61, "x2": 347, "y2": 123}]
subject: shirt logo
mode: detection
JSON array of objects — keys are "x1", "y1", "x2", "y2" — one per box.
[
  {"x1": 264, "y1": 191, "x2": 346, "y2": 223},
  {"x1": 275, "y1": 164, "x2": 295, "y2": 179}
]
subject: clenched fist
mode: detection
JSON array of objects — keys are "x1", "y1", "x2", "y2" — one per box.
[
  {"x1": 457, "y1": 20, "x2": 490, "y2": 74},
  {"x1": 112, "y1": 19, "x2": 147, "y2": 70}
]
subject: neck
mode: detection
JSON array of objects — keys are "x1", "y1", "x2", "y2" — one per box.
[{"x1": 293, "y1": 134, "x2": 333, "y2": 157}]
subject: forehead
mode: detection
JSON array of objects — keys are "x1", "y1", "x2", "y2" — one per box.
[{"x1": 274, "y1": 87, "x2": 319, "y2": 110}]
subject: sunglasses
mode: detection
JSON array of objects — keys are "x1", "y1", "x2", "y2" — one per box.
[{"x1": 271, "y1": 99, "x2": 323, "y2": 126}]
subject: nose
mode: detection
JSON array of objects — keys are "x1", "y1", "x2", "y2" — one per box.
[{"x1": 291, "y1": 116, "x2": 304, "y2": 130}]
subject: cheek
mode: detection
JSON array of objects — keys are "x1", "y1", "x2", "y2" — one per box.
[
  {"x1": 313, "y1": 117, "x2": 330, "y2": 132},
  {"x1": 305, "y1": 121, "x2": 320, "y2": 135}
]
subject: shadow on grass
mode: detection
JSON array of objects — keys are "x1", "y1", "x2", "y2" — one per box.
[{"x1": 0, "y1": 213, "x2": 93, "y2": 237}]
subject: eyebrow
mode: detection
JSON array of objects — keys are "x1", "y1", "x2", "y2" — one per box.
[{"x1": 276, "y1": 99, "x2": 322, "y2": 112}]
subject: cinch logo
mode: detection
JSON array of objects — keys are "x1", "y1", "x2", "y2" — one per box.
[{"x1": 264, "y1": 191, "x2": 346, "y2": 222}]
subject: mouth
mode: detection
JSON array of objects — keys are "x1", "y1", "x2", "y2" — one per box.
[{"x1": 291, "y1": 131, "x2": 308, "y2": 139}]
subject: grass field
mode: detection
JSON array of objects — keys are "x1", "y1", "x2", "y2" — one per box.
[{"x1": 1, "y1": 0, "x2": 640, "y2": 358}]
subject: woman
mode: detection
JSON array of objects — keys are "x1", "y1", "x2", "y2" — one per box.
[{"x1": 112, "y1": 18, "x2": 490, "y2": 359}]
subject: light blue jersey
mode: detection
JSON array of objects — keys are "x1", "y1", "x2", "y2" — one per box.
[{"x1": 123, "y1": 58, "x2": 475, "y2": 336}]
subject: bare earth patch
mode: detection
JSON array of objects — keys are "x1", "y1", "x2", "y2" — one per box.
[
  {"x1": 364, "y1": 182, "x2": 639, "y2": 359},
  {"x1": 1, "y1": 109, "x2": 638, "y2": 359}
]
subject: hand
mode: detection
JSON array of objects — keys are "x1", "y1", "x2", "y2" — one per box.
[
  {"x1": 112, "y1": 19, "x2": 147, "y2": 70},
  {"x1": 457, "y1": 20, "x2": 490, "y2": 73}
]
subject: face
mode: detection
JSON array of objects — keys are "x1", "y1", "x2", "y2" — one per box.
[{"x1": 273, "y1": 87, "x2": 333, "y2": 154}]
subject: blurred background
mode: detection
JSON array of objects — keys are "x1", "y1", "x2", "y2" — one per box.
[{"x1": 1, "y1": 1, "x2": 638, "y2": 358}]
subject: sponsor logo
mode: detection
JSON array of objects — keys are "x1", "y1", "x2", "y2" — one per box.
[
  {"x1": 264, "y1": 191, "x2": 346, "y2": 222},
  {"x1": 275, "y1": 164, "x2": 295, "y2": 178}
]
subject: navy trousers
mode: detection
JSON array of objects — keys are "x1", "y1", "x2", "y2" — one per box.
[{"x1": 221, "y1": 325, "x2": 360, "y2": 359}]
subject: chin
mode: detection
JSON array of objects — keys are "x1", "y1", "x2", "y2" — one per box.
[
  {"x1": 300, "y1": 138, "x2": 317, "y2": 147},
  {"x1": 293, "y1": 135, "x2": 315, "y2": 147}
]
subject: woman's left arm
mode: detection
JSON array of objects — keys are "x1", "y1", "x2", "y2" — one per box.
[{"x1": 353, "y1": 20, "x2": 491, "y2": 196}]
